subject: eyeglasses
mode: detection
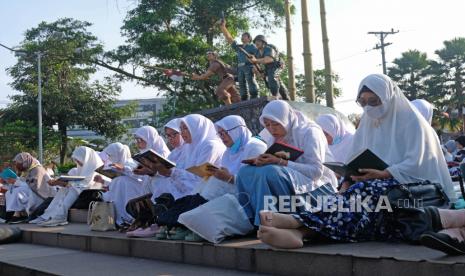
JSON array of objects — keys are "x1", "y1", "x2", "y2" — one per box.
[
  {"x1": 217, "y1": 125, "x2": 246, "y2": 137},
  {"x1": 134, "y1": 137, "x2": 145, "y2": 143},
  {"x1": 356, "y1": 97, "x2": 382, "y2": 107},
  {"x1": 164, "y1": 132, "x2": 179, "y2": 139}
]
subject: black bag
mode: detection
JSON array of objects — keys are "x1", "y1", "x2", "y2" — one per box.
[
  {"x1": 28, "y1": 197, "x2": 53, "y2": 220},
  {"x1": 71, "y1": 189, "x2": 104, "y2": 209},
  {"x1": 383, "y1": 181, "x2": 448, "y2": 243},
  {"x1": 385, "y1": 181, "x2": 449, "y2": 209},
  {"x1": 156, "y1": 194, "x2": 207, "y2": 228}
]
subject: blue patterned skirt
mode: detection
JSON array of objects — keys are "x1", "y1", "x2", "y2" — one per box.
[{"x1": 294, "y1": 178, "x2": 404, "y2": 242}]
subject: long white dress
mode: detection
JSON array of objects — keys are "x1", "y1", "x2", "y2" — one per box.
[
  {"x1": 5, "y1": 179, "x2": 43, "y2": 214},
  {"x1": 149, "y1": 114, "x2": 226, "y2": 201},
  {"x1": 39, "y1": 146, "x2": 104, "y2": 220},
  {"x1": 102, "y1": 127, "x2": 171, "y2": 225}
]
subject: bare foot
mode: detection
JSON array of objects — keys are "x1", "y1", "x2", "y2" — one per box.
[
  {"x1": 258, "y1": 225, "x2": 304, "y2": 249},
  {"x1": 259, "y1": 211, "x2": 302, "y2": 229}
]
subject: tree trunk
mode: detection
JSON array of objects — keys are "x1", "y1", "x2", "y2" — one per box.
[{"x1": 58, "y1": 122, "x2": 68, "y2": 165}]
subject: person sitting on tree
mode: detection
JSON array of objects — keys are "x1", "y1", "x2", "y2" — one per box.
[{"x1": 191, "y1": 50, "x2": 241, "y2": 105}]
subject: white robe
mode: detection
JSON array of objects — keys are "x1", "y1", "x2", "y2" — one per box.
[
  {"x1": 5, "y1": 179, "x2": 42, "y2": 214},
  {"x1": 259, "y1": 100, "x2": 338, "y2": 193},
  {"x1": 40, "y1": 146, "x2": 104, "y2": 220},
  {"x1": 349, "y1": 74, "x2": 456, "y2": 202},
  {"x1": 150, "y1": 114, "x2": 226, "y2": 201}
]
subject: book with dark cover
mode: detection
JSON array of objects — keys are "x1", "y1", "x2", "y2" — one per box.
[
  {"x1": 323, "y1": 149, "x2": 388, "y2": 178},
  {"x1": 265, "y1": 142, "x2": 304, "y2": 161},
  {"x1": 56, "y1": 175, "x2": 86, "y2": 182},
  {"x1": 95, "y1": 166, "x2": 124, "y2": 179},
  {"x1": 132, "y1": 149, "x2": 176, "y2": 169}
]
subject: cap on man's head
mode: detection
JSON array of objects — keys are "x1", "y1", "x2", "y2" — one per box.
[
  {"x1": 0, "y1": 168, "x2": 17, "y2": 180},
  {"x1": 253, "y1": 35, "x2": 267, "y2": 44}
]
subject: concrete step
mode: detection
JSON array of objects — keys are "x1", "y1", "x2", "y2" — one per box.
[
  {"x1": 16, "y1": 223, "x2": 465, "y2": 276},
  {"x1": 68, "y1": 209, "x2": 87, "y2": 224},
  {"x1": 0, "y1": 243, "x2": 257, "y2": 276}
]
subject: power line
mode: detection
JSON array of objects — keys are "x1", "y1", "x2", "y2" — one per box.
[{"x1": 368, "y1": 28, "x2": 399, "y2": 74}]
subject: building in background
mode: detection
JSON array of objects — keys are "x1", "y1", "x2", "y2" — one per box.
[{"x1": 67, "y1": 97, "x2": 166, "y2": 141}]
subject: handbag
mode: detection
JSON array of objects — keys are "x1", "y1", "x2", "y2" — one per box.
[
  {"x1": 382, "y1": 181, "x2": 448, "y2": 243},
  {"x1": 384, "y1": 181, "x2": 449, "y2": 209},
  {"x1": 87, "y1": 201, "x2": 116, "y2": 231}
]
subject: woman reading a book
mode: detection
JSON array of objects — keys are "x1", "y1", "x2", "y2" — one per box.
[
  {"x1": 257, "y1": 74, "x2": 464, "y2": 255},
  {"x1": 99, "y1": 142, "x2": 142, "y2": 226},
  {"x1": 316, "y1": 114, "x2": 355, "y2": 163},
  {"x1": 235, "y1": 100, "x2": 337, "y2": 226},
  {"x1": 152, "y1": 115, "x2": 267, "y2": 240},
  {"x1": 5, "y1": 153, "x2": 56, "y2": 223},
  {"x1": 30, "y1": 146, "x2": 104, "y2": 226},
  {"x1": 148, "y1": 114, "x2": 226, "y2": 202}
]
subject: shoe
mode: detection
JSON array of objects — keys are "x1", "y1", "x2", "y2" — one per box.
[
  {"x1": 127, "y1": 224, "x2": 159, "y2": 238},
  {"x1": 420, "y1": 232, "x2": 465, "y2": 255},
  {"x1": 155, "y1": 226, "x2": 168, "y2": 240},
  {"x1": 167, "y1": 227, "x2": 190, "y2": 240},
  {"x1": 38, "y1": 217, "x2": 68, "y2": 227},
  {"x1": 28, "y1": 216, "x2": 46, "y2": 224},
  {"x1": 185, "y1": 231, "x2": 204, "y2": 242},
  {"x1": 8, "y1": 216, "x2": 28, "y2": 224}
]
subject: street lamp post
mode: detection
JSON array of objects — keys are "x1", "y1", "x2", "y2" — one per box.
[
  {"x1": 37, "y1": 52, "x2": 43, "y2": 164},
  {"x1": 1, "y1": 43, "x2": 44, "y2": 163}
]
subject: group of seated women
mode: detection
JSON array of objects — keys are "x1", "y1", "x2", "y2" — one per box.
[{"x1": 1, "y1": 73, "x2": 464, "y2": 255}]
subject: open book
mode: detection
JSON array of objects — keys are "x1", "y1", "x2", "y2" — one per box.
[
  {"x1": 95, "y1": 166, "x2": 125, "y2": 179},
  {"x1": 56, "y1": 175, "x2": 86, "y2": 182},
  {"x1": 323, "y1": 149, "x2": 388, "y2": 178},
  {"x1": 132, "y1": 149, "x2": 176, "y2": 170},
  {"x1": 242, "y1": 142, "x2": 304, "y2": 165},
  {"x1": 187, "y1": 163, "x2": 219, "y2": 178}
]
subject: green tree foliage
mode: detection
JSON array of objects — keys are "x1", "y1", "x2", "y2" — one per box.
[
  {"x1": 102, "y1": 0, "x2": 289, "y2": 123},
  {"x1": 294, "y1": 69, "x2": 342, "y2": 104},
  {"x1": 3, "y1": 18, "x2": 135, "y2": 163},
  {"x1": 388, "y1": 49, "x2": 429, "y2": 100}
]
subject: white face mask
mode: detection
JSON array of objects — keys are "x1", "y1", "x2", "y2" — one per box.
[{"x1": 364, "y1": 105, "x2": 385, "y2": 119}]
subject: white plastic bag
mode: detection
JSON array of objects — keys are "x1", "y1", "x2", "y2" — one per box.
[
  {"x1": 178, "y1": 194, "x2": 253, "y2": 243},
  {"x1": 198, "y1": 176, "x2": 236, "y2": 201}
]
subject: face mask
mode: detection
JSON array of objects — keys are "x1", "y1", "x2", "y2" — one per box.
[
  {"x1": 331, "y1": 135, "x2": 342, "y2": 145},
  {"x1": 230, "y1": 137, "x2": 242, "y2": 154},
  {"x1": 364, "y1": 105, "x2": 385, "y2": 120}
]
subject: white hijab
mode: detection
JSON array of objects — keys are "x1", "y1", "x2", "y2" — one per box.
[
  {"x1": 411, "y1": 99, "x2": 434, "y2": 125},
  {"x1": 179, "y1": 114, "x2": 225, "y2": 169},
  {"x1": 134, "y1": 126, "x2": 170, "y2": 158},
  {"x1": 103, "y1": 142, "x2": 132, "y2": 164},
  {"x1": 71, "y1": 146, "x2": 104, "y2": 185},
  {"x1": 349, "y1": 74, "x2": 455, "y2": 202},
  {"x1": 215, "y1": 115, "x2": 267, "y2": 175},
  {"x1": 164, "y1": 118, "x2": 186, "y2": 163},
  {"x1": 316, "y1": 114, "x2": 355, "y2": 163}
]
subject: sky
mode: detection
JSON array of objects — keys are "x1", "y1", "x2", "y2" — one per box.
[{"x1": 1, "y1": 0, "x2": 465, "y2": 115}]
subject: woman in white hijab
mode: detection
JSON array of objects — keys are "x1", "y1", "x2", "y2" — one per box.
[
  {"x1": 411, "y1": 99, "x2": 434, "y2": 125},
  {"x1": 134, "y1": 126, "x2": 171, "y2": 158},
  {"x1": 235, "y1": 100, "x2": 337, "y2": 226},
  {"x1": 256, "y1": 74, "x2": 463, "y2": 253},
  {"x1": 316, "y1": 114, "x2": 355, "y2": 163},
  {"x1": 149, "y1": 114, "x2": 225, "y2": 201},
  {"x1": 100, "y1": 142, "x2": 144, "y2": 226},
  {"x1": 150, "y1": 116, "x2": 267, "y2": 240},
  {"x1": 32, "y1": 146, "x2": 104, "y2": 226}
]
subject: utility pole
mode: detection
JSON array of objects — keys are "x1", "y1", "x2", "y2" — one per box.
[
  {"x1": 368, "y1": 29, "x2": 399, "y2": 74},
  {"x1": 301, "y1": 0, "x2": 315, "y2": 103},
  {"x1": 319, "y1": 0, "x2": 334, "y2": 108},
  {"x1": 284, "y1": 0, "x2": 296, "y2": 101}
]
